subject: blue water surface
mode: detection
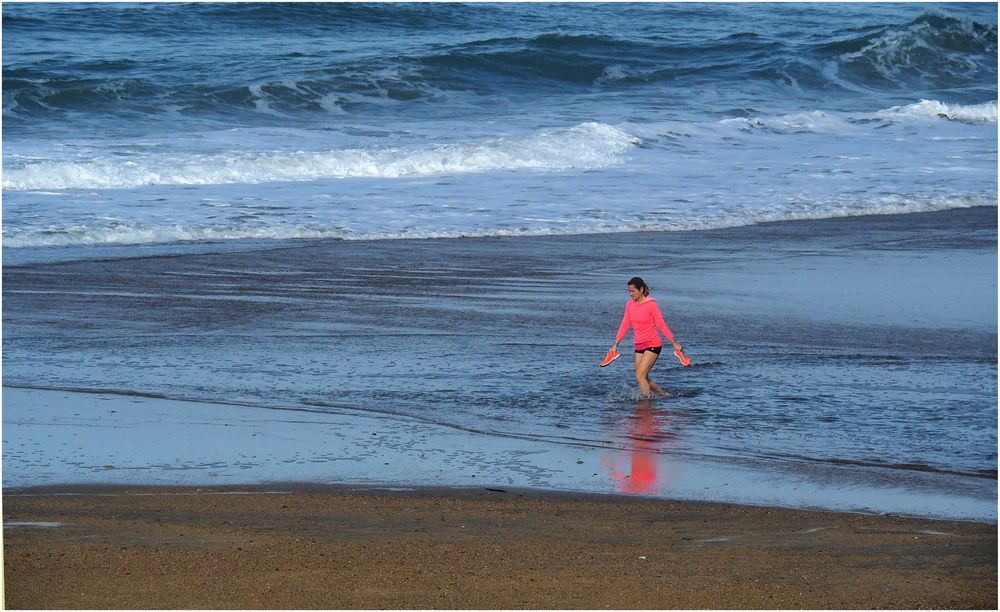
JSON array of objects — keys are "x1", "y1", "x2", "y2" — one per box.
[{"x1": 2, "y1": 2, "x2": 996, "y2": 250}]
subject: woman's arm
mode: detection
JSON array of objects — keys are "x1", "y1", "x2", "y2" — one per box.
[
  {"x1": 611, "y1": 303, "x2": 631, "y2": 351},
  {"x1": 652, "y1": 302, "x2": 682, "y2": 349}
]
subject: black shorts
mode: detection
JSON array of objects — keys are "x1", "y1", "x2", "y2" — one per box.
[{"x1": 635, "y1": 346, "x2": 662, "y2": 355}]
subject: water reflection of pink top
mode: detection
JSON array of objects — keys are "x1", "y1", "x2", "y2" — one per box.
[
  {"x1": 607, "y1": 407, "x2": 661, "y2": 494},
  {"x1": 616, "y1": 297, "x2": 675, "y2": 351},
  {"x1": 613, "y1": 448, "x2": 657, "y2": 493}
]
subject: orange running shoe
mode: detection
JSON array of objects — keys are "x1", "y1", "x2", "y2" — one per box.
[
  {"x1": 599, "y1": 349, "x2": 620, "y2": 367},
  {"x1": 674, "y1": 347, "x2": 691, "y2": 366}
]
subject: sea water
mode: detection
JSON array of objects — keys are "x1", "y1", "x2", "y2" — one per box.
[{"x1": 3, "y1": 3, "x2": 997, "y2": 517}]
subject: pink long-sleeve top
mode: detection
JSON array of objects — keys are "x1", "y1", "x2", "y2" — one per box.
[{"x1": 616, "y1": 297, "x2": 675, "y2": 350}]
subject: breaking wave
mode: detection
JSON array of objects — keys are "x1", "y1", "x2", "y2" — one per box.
[
  {"x1": 2, "y1": 122, "x2": 638, "y2": 191},
  {"x1": 875, "y1": 99, "x2": 998, "y2": 123},
  {"x1": 824, "y1": 12, "x2": 997, "y2": 90}
]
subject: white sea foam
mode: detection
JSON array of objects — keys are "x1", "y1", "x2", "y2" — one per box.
[
  {"x1": 875, "y1": 99, "x2": 998, "y2": 123},
  {"x1": 595, "y1": 65, "x2": 629, "y2": 85},
  {"x1": 2, "y1": 122, "x2": 638, "y2": 191},
  {"x1": 718, "y1": 110, "x2": 853, "y2": 134},
  {"x1": 2, "y1": 223, "x2": 347, "y2": 248},
  {"x1": 5, "y1": 194, "x2": 993, "y2": 249},
  {"x1": 714, "y1": 101, "x2": 997, "y2": 137}
]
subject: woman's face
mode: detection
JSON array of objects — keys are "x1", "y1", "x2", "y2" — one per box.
[{"x1": 627, "y1": 284, "x2": 643, "y2": 302}]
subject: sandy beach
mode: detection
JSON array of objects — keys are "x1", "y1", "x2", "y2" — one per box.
[{"x1": 3, "y1": 485, "x2": 996, "y2": 609}]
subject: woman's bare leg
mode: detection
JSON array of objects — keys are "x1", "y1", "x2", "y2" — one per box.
[{"x1": 634, "y1": 350, "x2": 661, "y2": 397}]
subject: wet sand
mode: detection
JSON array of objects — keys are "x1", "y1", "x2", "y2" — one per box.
[{"x1": 3, "y1": 485, "x2": 996, "y2": 609}]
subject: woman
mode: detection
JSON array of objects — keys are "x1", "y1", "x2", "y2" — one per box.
[{"x1": 609, "y1": 276, "x2": 683, "y2": 397}]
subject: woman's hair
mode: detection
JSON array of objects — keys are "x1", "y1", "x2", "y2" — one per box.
[{"x1": 627, "y1": 276, "x2": 649, "y2": 296}]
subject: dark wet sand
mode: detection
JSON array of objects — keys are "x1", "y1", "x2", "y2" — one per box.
[{"x1": 3, "y1": 484, "x2": 996, "y2": 609}]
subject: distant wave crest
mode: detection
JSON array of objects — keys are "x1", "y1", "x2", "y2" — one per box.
[
  {"x1": 5, "y1": 11, "x2": 995, "y2": 123},
  {"x1": 825, "y1": 12, "x2": 997, "y2": 90}
]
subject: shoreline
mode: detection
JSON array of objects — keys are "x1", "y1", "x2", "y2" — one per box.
[
  {"x1": 4, "y1": 386, "x2": 996, "y2": 523},
  {"x1": 5, "y1": 480, "x2": 997, "y2": 527},
  {"x1": 4, "y1": 483, "x2": 996, "y2": 609}
]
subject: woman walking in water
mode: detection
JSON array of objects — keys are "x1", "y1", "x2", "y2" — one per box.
[{"x1": 609, "y1": 277, "x2": 684, "y2": 397}]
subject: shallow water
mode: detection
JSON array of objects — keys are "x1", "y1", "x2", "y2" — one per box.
[{"x1": 4, "y1": 209, "x2": 996, "y2": 514}]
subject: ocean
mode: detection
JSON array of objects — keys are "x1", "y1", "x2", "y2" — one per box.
[
  {"x1": 3, "y1": 2, "x2": 997, "y2": 257},
  {"x1": 2, "y1": 2, "x2": 997, "y2": 519}
]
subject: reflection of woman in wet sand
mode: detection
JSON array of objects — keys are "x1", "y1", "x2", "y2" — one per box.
[
  {"x1": 605, "y1": 401, "x2": 679, "y2": 494},
  {"x1": 609, "y1": 277, "x2": 683, "y2": 397}
]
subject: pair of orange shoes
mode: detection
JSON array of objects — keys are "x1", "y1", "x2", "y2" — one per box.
[{"x1": 599, "y1": 347, "x2": 691, "y2": 367}]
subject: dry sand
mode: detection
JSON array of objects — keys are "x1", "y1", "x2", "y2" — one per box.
[{"x1": 3, "y1": 484, "x2": 996, "y2": 609}]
